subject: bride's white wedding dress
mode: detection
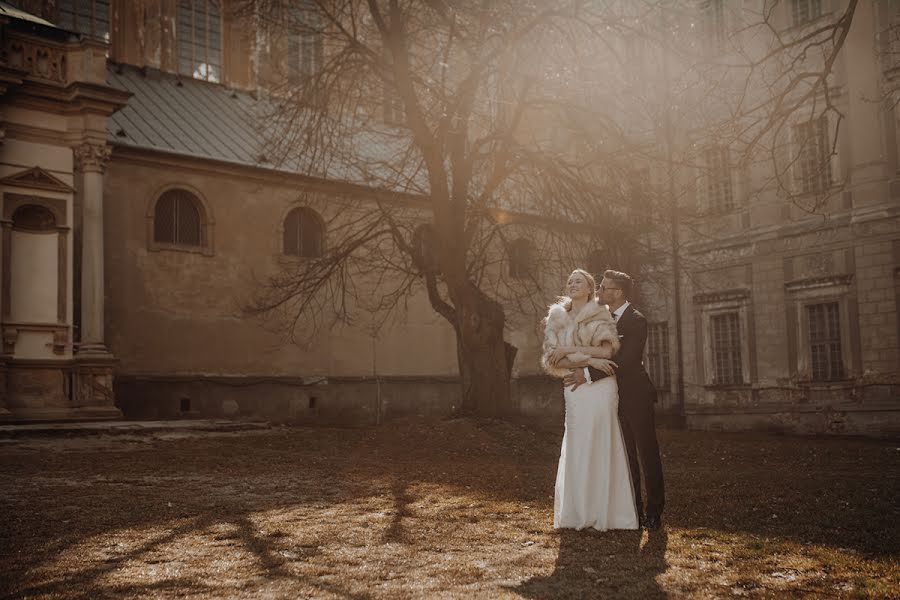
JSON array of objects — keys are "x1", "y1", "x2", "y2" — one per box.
[{"x1": 542, "y1": 300, "x2": 638, "y2": 531}]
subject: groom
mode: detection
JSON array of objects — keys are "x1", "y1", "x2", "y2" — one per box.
[{"x1": 564, "y1": 269, "x2": 665, "y2": 530}]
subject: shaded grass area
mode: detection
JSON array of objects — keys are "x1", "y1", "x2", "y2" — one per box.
[{"x1": 0, "y1": 421, "x2": 897, "y2": 599}]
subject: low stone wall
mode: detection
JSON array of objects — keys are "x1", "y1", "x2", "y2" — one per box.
[
  {"x1": 115, "y1": 374, "x2": 899, "y2": 437},
  {"x1": 685, "y1": 398, "x2": 900, "y2": 438},
  {"x1": 115, "y1": 375, "x2": 467, "y2": 425}
]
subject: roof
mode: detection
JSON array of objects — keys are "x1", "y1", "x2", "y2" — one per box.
[
  {"x1": 0, "y1": 1, "x2": 55, "y2": 27},
  {"x1": 107, "y1": 64, "x2": 270, "y2": 169},
  {"x1": 106, "y1": 63, "x2": 421, "y2": 193}
]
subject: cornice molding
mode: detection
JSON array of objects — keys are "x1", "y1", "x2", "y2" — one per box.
[
  {"x1": 784, "y1": 274, "x2": 854, "y2": 293},
  {"x1": 693, "y1": 288, "x2": 751, "y2": 305}
]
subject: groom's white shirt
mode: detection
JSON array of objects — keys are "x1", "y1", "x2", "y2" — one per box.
[{"x1": 583, "y1": 301, "x2": 631, "y2": 383}]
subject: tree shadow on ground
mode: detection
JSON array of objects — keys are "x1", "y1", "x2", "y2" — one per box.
[{"x1": 512, "y1": 527, "x2": 666, "y2": 599}]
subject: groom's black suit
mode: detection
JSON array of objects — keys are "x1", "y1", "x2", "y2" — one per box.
[{"x1": 588, "y1": 303, "x2": 665, "y2": 520}]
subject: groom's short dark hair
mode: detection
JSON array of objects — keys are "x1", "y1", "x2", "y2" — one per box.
[{"x1": 603, "y1": 270, "x2": 633, "y2": 298}]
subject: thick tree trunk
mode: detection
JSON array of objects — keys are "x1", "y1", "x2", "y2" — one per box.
[{"x1": 451, "y1": 284, "x2": 514, "y2": 416}]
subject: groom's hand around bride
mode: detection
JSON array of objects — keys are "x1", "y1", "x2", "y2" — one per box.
[{"x1": 563, "y1": 369, "x2": 586, "y2": 390}]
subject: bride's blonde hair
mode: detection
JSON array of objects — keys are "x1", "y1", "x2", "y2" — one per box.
[{"x1": 561, "y1": 268, "x2": 597, "y2": 312}]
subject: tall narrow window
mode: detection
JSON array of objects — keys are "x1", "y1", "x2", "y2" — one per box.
[
  {"x1": 508, "y1": 238, "x2": 534, "y2": 279},
  {"x1": 647, "y1": 322, "x2": 671, "y2": 390},
  {"x1": 704, "y1": 145, "x2": 734, "y2": 212},
  {"x1": 794, "y1": 116, "x2": 832, "y2": 194},
  {"x1": 283, "y1": 207, "x2": 324, "y2": 258},
  {"x1": 55, "y1": 0, "x2": 110, "y2": 41},
  {"x1": 701, "y1": 0, "x2": 726, "y2": 49},
  {"x1": 711, "y1": 312, "x2": 742, "y2": 385},
  {"x1": 807, "y1": 302, "x2": 843, "y2": 381},
  {"x1": 792, "y1": 0, "x2": 822, "y2": 26},
  {"x1": 383, "y1": 85, "x2": 405, "y2": 125},
  {"x1": 178, "y1": 0, "x2": 221, "y2": 83},
  {"x1": 288, "y1": 1, "x2": 323, "y2": 95},
  {"x1": 154, "y1": 190, "x2": 202, "y2": 247}
]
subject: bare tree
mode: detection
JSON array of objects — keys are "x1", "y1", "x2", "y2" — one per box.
[{"x1": 238, "y1": 0, "x2": 864, "y2": 416}]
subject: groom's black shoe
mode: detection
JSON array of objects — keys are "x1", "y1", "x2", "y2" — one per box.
[{"x1": 644, "y1": 514, "x2": 662, "y2": 531}]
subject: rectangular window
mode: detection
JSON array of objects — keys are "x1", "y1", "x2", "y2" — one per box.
[
  {"x1": 711, "y1": 312, "x2": 742, "y2": 385},
  {"x1": 178, "y1": 0, "x2": 221, "y2": 83},
  {"x1": 794, "y1": 116, "x2": 832, "y2": 194},
  {"x1": 807, "y1": 302, "x2": 844, "y2": 381},
  {"x1": 647, "y1": 322, "x2": 671, "y2": 390},
  {"x1": 701, "y1": 0, "x2": 726, "y2": 48},
  {"x1": 792, "y1": 0, "x2": 822, "y2": 26},
  {"x1": 704, "y1": 145, "x2": 734, "y2": 212},
  {"x1": 383, "y1": 85, "x2": 405, "y2": 125},
  {"x1": 55, "y1": 0, "x2": 110, "y2": 41},
  {"x1": 288, "y1": 2, "x2": 323, "y2": 90}
]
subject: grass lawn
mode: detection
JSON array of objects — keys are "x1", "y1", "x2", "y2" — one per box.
[{"x1": 0, "y1": 419, "x2": 897, "y2": 598}]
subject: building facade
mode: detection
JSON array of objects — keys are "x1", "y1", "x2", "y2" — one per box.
[{"x1": 1, "y1": 1, "x2": 897, "y2": 436}]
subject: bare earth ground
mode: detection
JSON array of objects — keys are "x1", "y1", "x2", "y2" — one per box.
[{"x1": 0, "y1": 419, "x2": 897, "y2": 599}]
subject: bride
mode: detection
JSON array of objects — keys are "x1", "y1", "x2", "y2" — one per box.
[{"x1": 541, "y1": 269, "x2": 638, "y2": 531}]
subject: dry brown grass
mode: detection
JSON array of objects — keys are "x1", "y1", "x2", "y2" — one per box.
[{"x1": 0, "y1": 419, "x2": 897, "y2": 599}]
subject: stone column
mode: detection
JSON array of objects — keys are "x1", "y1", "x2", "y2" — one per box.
[
  {"x1": 74, "y1": 141, "x2": 112, "y2": 354},
  {"x1": 72, "y1": 141, "x2": 120, "y2": 419}
]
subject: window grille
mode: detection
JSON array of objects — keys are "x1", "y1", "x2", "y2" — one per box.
[
  {"x1": 792, "y1": 0, "x2": 822, "y2": 26},
  {"x1": 701, "y1": 0, "x2": 726, "y2": 48},
  {"x1": 794, "y1": 116, "x2": 832, "y2": 194},
  {"x1": 288, "y1": 1, "x2": 323, "y2": 93},
  {"x1": 711, "y1": 312, "x2": 742, "y2": 385},
  {"x1": 55, "y1": 0, "x2": 110, "y2": 41},
  {"x1": 704, "y1": 145, "x2": 734, "y2": 212},
  {"x1": 12, "y1": 205, "x2": 56, "y2": 231},
  {"x1": 283, "y1": 207, "x2": 324, "y2": 258},
  {"x1": 154, "y1": 190, "x2": 202, "y2": 247},
  {"x1": 807, "y1": 302, "x2": 843, "y2": 381},
  {"x1": 647, "y1": 322, "x2": 671, "y2": 389},
  {"x1": 178, "y1": 0, "x2": 222, "y2": 82},
  {"x1": 383, "y1": 87, "x2": 405, "y2": 125},
  {"x1": 508, "y1": 238, "x2": 533, "y2": 279}
]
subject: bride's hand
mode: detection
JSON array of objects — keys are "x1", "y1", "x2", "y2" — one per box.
[
  {"x1": 592, "y1": 358, "x2": 618, "y2": 376},
  {"x1": 548, "y1": 348, "x2": 568, "y2": 365}
]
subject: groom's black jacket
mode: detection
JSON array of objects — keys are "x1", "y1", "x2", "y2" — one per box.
[{"x1": 588, "y1": 303, "x2": 657, "y2": 407}]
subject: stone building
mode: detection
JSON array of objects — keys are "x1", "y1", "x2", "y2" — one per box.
[
  {"x1": 0, "y1": 1, "x2": 897, "y2": 436},
  {"x1": 639, "y1": 0, "x2": 900, "y2": 437}
]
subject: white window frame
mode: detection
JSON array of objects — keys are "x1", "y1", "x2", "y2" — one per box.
[
  {"x1": 785, "y1": 274, "x2": 854, "y2": 384},
  {"x1": 695, "y1": 289, "x2": 752, "y2": 387}
]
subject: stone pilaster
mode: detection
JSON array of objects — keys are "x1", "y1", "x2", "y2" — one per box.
[
  {"x1": 72, "y1": 141, "x2": 120, "y2": 419},
  {"x1": 73, "y1": 141, "x2": 112, "y2": 354}
]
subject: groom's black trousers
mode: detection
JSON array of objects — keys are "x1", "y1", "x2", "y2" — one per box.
[{"x1": 618, "y1": 398, "x2": 665, "y2": 519}]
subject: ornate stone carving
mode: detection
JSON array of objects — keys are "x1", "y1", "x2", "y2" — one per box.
[
  {"x1": 2, "y1": 328, "x2": 17, "y2": 355},
  {"x1": 74, "y1": 366, "x2": 115, "y2": 407},
  {"x1": 4, "y1": 40, "x2": 67, "y2": 83},
  {"x1": 693, "y1": 288, "x2": 751, "y2": 305},
  {"x1": 74, "y1": 143, "x2": 112, "y2": 173}
]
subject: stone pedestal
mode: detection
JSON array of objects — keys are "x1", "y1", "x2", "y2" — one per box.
[{"x1": 72, "y1": 354, "x2": 121, "y2": 419}]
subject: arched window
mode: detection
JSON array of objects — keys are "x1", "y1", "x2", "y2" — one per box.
[
  {"x1": 412, "y1": 224, "x2": 439, "y2": 274},
  {"x1": 154, "y1": 189, "x2": 203, "y2": 247},
  {"x1": 283, "y1": 207, "x2": 324, "y2": 257},
  {"x1": 12, "y1": 205, "x2": 56, "y2": 231},
  {"x1": 508, "y1": 238, "x2": 534, "y2": 279}
]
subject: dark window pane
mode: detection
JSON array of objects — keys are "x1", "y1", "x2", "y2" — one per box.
[
  {"x1": 711, "y1": 312, "x2": 741, "y2": 385},
  {"x1": 154, "y1": 194, "x2": 177, "y2": 243}
]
